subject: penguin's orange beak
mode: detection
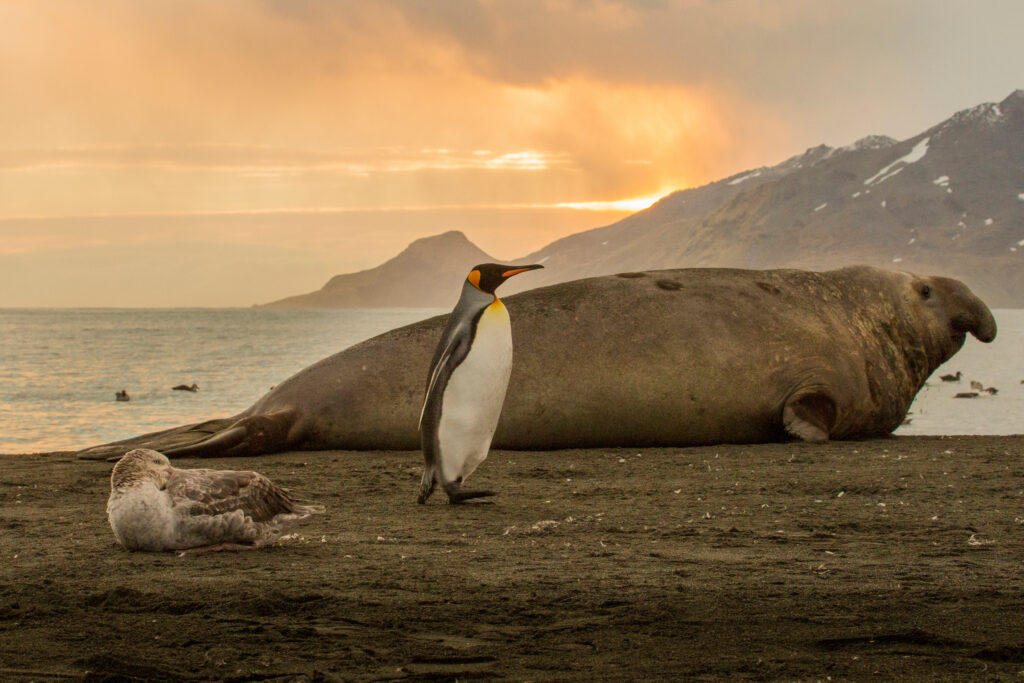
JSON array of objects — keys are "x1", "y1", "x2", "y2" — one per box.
[{"x1": 501, "y1": 264, "x2": 544, "y2": 279}]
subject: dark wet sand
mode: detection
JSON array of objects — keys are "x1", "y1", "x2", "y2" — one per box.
[{"x1": 2, "y1": 435, "x2": 1024, "y2": 681}]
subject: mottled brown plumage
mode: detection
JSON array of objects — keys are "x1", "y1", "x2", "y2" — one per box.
[
  {"x1": 165, "y1": 467, "x2": 298, "y2": 522},
  {"x1": 107, "y1": 449, "x2": 324, "y2": 552}
]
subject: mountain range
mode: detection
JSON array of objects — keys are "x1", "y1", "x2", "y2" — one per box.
[{"x1": 260, "y1": 90, "x2": 1024, "y2": 309}]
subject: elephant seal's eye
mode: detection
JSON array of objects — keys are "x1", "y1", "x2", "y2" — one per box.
[{"x1": 920, "y1": 284, "x2": 932, "y2": 299}]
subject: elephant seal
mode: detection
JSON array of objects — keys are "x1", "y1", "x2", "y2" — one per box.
[{"x1": 76, "y1": 265, "x2": 996, "y2": 460}]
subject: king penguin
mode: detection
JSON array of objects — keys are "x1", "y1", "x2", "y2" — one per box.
[{"x1": 418, "y1": 262, "x2": 544, "y2": 504}]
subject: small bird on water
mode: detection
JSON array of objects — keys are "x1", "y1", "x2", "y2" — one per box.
[
  {"x1": 418, "y1": 263, "x2": 543, "y2": 504},
  {"x1": 939, "y1": 371, "x2": 962, "y2": 382},
  {"x1": 107, "y1": 448, "x2": 324, "y2": 553}
]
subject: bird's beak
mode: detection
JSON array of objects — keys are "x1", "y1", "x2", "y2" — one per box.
[{"x1": 501, "y1": 264, "x2": 544, "y2": 279}]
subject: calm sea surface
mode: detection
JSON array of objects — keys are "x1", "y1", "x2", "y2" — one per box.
[
  {"x1": 0, "y1": 308, "x2": 1020, "y2": 453},
  {"x1": 0, "y1": 308, "x2": 444, "y2": 453}
]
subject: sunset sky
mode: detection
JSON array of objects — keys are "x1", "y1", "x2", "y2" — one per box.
[{"x1": 1, "y1": 0, "x2": 1022, "y2": 306}]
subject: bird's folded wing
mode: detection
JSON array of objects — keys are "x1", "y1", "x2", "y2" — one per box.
[{"x1": 166, "y1": 468, "x2": 296, "y2": 522}]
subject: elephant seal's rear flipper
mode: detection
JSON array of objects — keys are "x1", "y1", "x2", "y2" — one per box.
[
  {"x1": 78, "y1": 411, "x2": 297, "y2": 461},
  {"x1": 76, "y1": 417, "x2": 240, "y2": 461},
  {"x1": 163, "y1": 411, "x2": 296, "y2": 458}
]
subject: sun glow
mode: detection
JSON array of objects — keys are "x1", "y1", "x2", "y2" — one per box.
[{"x1": 555, "y1": 194, "x2": 665, "y2": 212}]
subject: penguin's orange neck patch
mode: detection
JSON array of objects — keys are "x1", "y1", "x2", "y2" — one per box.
[{"x1": 467, "y1": 269, "x2": 481, "y2": 289}]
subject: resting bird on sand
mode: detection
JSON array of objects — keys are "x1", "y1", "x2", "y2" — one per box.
[{"x1": 107, "y1": 448, "x2": 324, "y2": 553}]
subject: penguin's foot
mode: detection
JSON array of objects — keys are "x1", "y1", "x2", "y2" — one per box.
[
  {"x1": 443, "y1": 483, "x2": 496, "y2": 505},
  {"x1": 417, "y1": 471, "x2": 437, "y2": 504},
  {"x1": 416, "y1": 486, "x2": 435, "y2": 505}
]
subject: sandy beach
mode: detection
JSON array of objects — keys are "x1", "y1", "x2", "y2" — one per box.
[{"x1": 2, "y1": 435, "x2": 1024, "y2": 680}]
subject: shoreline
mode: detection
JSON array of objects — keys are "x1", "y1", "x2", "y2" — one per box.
[{"x1": 3, "y1": 435, "x2": 1024, "y2": 679}]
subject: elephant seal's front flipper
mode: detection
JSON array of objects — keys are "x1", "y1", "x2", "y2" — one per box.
[{"x1": 783, "y1": 392, "x2": 837, "y2": 443}]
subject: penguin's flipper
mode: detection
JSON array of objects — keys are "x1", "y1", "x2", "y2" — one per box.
[
  {"x1": 442, "y1": 481, "x2": 496, "y2": 505},
  {"x1": 418, "y1": 328, "x2": 467, "y2": 430}
]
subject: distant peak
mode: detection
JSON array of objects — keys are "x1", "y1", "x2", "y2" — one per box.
[
  {"x1": 1000, "y1": 89, "x2": 1024, "y2": 111},
  {"x1": 400, "y1": 230, "x2": 481, "y2": 254},
  {"x1": 943, "y1": 99, "x2": 1007, "y2": 129},
  {"x1": 409, "y1": 230, "x2": 470, "y2": 246},
  {"x1": 844, "y1": 135, "x2": 898, "y2": 152},
  {"x1": 802, "y1": 143, "x2": 833, "y2": 157},
  {"x1": 778, "y1": 144, "x2": 834, "y2": 170},
  {"x1": 395, "y1": 230, "x2": 493, "y2": 264}
]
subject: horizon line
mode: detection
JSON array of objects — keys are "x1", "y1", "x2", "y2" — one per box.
[{"x1": 0, "y1": 195, "x2": 673, "y2": 223}]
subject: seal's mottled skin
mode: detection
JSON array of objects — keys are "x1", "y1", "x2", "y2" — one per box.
[{"x1": 77, "y1": 266, "x2": 996, "y2": 460}]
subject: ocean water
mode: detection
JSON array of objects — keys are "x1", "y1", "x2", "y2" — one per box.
[
  {"x1": 0, "y1": 308, "x2": 444, "y2": 453},
  {"x1": 894, "y1": 309, "x2": 1023, "y2": 437},
  {"x1": 0, "y1": 308, "x2": 1020, "y2": 454}
]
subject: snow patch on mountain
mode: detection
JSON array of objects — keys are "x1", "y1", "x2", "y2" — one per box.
[
  {"x1": 864, "y1": 137, "x2": 930, "y2": 186},
  {"x1": 728, "y1": 170, "x2": 763, "y2": 186}
]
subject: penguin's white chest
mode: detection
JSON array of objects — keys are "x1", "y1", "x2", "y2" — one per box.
[{"x1": 437, "y1": 301, "x2": 513, "y2": 482}]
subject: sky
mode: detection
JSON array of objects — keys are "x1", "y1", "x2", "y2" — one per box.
[{"x1": 1, "y1": 0, "x2": 1022, "y2": 307}]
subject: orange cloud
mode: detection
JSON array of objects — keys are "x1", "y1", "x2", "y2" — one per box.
[
  {"x1": 0, "y1": 2, "x2": 794, "y2": 213},
  {"x1": 5, "y1": 0, "x2": 1018, "y2": 305}
]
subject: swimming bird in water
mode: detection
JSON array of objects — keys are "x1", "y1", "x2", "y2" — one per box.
[
  {"x1": 172, "y1": 383, "x2": 199, "y2": 392},
  {"x1": 939, "y1": 371, "x2": 962, "y2": 382},
  {"x1": 967, "y1": 380, "x2": 999, "y2": 395},
  {"x1": 107, "y1": 448, "x2": 323, "y2": 553},
  {"x1": 115, "y1": 389, "x2": 130, "y2": 402},
  {"x1": 418, "y1": 263, "x2": 543, "y2": 504}
]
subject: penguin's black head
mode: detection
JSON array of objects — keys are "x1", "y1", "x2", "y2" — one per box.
[{"x1": 467, "y1": 263, "x2": 544, "y2": 294}]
